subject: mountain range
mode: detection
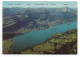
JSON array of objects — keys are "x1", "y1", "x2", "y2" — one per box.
[{"x1": 3, "y1": 7, "x2": 77, "y2": 40}]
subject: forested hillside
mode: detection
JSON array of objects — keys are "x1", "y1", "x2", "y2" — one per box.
[{"x1": 20, "y1": 29, "x2": 77, "y2": 54}]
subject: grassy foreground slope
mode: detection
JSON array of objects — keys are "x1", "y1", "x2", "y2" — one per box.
[
  {"x1": 21, "y1": 29, "x2": 77, "y2": 54},
  {"x1": 3, "y1": 39, "x2": 13, "y2": 54}
]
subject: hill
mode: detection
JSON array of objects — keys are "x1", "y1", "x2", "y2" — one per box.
[{"x1": 20, "y1": 29, "x2": 77, "y2": 54}]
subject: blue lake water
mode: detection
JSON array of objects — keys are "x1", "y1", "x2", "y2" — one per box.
[{"x1": 11, "y1": 21, "x2": 77, "y2": 52}]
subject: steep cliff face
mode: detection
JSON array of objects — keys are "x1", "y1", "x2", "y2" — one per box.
[{"x1": 20, "y1": 29, "x2": 77, "y2": 54}]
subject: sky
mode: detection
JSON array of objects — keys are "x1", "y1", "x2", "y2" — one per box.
[{"x1": 3, "y1": 1, "x2": 77, "y2": 8}]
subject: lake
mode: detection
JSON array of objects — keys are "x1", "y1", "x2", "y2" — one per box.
[{"x1": 11, "y1": 21, "x2": 77, "y2": 52}]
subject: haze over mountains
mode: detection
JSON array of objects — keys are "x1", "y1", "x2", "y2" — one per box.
[{"x1": 3, "y1": 7, "x2": 77, "y2": 39}]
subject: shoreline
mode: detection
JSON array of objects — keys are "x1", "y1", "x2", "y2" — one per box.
[
  {"x1": 8, "y1": 39, "x2": 14, "y2": 54},
  {"x1": 10, "y1": 29, "x2": 77, "y2": 54}
]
